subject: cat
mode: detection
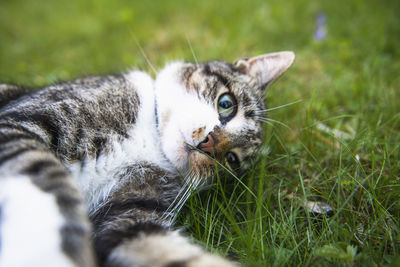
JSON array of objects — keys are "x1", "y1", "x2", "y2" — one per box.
[{"x1": 0, "y1": 51, "x2": 295, "y2": 267}]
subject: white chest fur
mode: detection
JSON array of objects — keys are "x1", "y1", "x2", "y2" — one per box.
[{"x1": 67, "y1": 71, "x2": 174, "y2": 211}]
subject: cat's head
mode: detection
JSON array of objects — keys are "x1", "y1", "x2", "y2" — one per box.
[{"x1": 155, "y1": 51, "x2": 295, "y2": 179}]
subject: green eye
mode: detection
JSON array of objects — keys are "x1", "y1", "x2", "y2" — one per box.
[
  {"x1": 217, "y1": 93, "x2": 237, "y2": 121},
  {"x1": 225, "y1": 152, "x2": 240, "y2": 170}
]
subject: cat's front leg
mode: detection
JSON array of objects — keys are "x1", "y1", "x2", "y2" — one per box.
[{"x1": 0, "y1": 141, "x2": 96, "y2": 266}]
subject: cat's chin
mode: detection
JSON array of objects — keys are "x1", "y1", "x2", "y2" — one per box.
[{"x1": 188, "y1": 151, "x2": 216, "y2": 178}]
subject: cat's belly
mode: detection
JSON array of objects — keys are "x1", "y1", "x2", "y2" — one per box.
[{"x1": 67, "y1": 131, "x2": 172, "y2": 212}]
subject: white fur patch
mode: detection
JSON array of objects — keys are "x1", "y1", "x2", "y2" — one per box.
[
  {"x1": 0, "y1": 177, "x2": 73, "y2": 267},
  {"x1": 68, "y1": 71, "x2": 174, "y2": 211},
  {"x1": 155, "y1": 62, "x2": 220, "y2": 171}
]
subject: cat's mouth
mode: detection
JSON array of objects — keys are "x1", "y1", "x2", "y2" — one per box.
[
  {"x1": 188, "y1": 151, "x2": 215, "y2": 177},
  {"x1": 187, "y1": 149, "x2": 219, "y2": 178}
]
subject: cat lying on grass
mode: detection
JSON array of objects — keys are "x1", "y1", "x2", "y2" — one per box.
[{"x1": 0, "y1": 51, "x2": 294, "y2": 266}]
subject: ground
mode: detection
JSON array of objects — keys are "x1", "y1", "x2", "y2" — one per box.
[{"x1": 1, "y1": 0, "x2": 399, "y2": 265}]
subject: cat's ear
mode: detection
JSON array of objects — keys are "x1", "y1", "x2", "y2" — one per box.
[{"x1": 233, "y1": 51, "x2": 295, "y2": 90}]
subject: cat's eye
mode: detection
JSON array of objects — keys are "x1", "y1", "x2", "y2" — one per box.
[
  {"x1": 217, "y1": 93, "x2": 237, "y2": 122},
  {"x1": 225, "y1": 152, "x2": 240, "y2": 170}
]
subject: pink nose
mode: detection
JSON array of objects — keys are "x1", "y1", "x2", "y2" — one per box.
[{"x1": 198, "y1": 134, "x2": 215, "y2": 155}]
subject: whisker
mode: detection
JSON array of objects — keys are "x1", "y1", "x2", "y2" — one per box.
[
  {"x1": 161, "y1": 182, "x2": 187, "y2": 219},
  {"x1": 161, "y1": 172, "x2": 201, "y2": 224},
  {"x1": 128, "y1": 31, "x2": 157, "y2": 76},
  {"x1": 173, "y1": 185, "x2": 192, "y2": 215},
  {"x1": 222, "y1": 75, "x2": 235, "y2": 89},
  {"x1": 257, "y1": 118, "x2": 274, "y2": 127},
  {"x1": 164, "y1": 179, "x2": 189, "y2": 212},
  {"x1": 257, "y1": 99, "x2": 303, "y2": 113},
  {"x1": 257, "y1": 117, "x2": 291, "y2": 129},
  {"x1": 185, "y1": 34, "x2": 198, "y2": 64}
]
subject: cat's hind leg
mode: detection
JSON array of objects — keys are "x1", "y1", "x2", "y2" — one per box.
[{"x1": 97, "y1": 221, "x2": 236, "y2": 267}]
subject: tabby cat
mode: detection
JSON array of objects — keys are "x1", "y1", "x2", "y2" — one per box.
[{"x1": 0, "y1": 51, "x2": 294, "y2": 267}]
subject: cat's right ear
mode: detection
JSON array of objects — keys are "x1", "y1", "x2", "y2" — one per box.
[{"x1": 233, "y1": 51, "x2": 295, "y2": 90}]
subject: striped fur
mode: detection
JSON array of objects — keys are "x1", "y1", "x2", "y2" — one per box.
[{"x1": 0, "y1": 52, "x2": 294, "y2": 266}]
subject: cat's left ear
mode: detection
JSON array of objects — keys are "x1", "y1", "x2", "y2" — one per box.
[{"x1": 233, "y1": 51, "x2": 295, "y2": 90}]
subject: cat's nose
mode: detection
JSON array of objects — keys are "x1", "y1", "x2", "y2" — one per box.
[{"x1": 197, "y1": 134, "x2": 215, "y2": 156}]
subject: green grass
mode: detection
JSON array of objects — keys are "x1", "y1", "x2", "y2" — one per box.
[{"x1": 1, "y1": 0, "x2": 400, "y2": 265}]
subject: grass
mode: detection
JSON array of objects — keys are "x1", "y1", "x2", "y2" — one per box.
[{"x1": 1, "y1": 0, "x2": 400, "y2": 265}]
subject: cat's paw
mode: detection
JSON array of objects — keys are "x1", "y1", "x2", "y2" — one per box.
[
  {"x1": 182, "y1": 253, "x2": 239, "y2": 267},
  {"x1": 106, "y1": 226, "x2": 239, "y2": 267}
]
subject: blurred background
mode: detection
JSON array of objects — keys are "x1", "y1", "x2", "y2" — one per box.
[
  {"x1": 1, "y1": 0, "x2": 398, "y2": 84},
  {"x1": 1, "y1": 0, "x2": 399, "y2": 265}
]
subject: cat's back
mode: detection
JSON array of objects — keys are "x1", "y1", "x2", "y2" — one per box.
[
  {"x1": 0, "y1": 71, "x2": 159, "y2": 177},
  {"x1": 0, "y1": 71, "x2": 154, "y2": 160},
  {"x1": 1, "y1": 73, "x2": 142, "y2": 119},
  {"x1": 0, "y1": 84, "x2": 32, "y2": 109}
]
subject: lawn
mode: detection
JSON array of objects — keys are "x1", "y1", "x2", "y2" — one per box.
[{"x1": 1, "y1": 0, "x2": 400, "y2": 265}]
